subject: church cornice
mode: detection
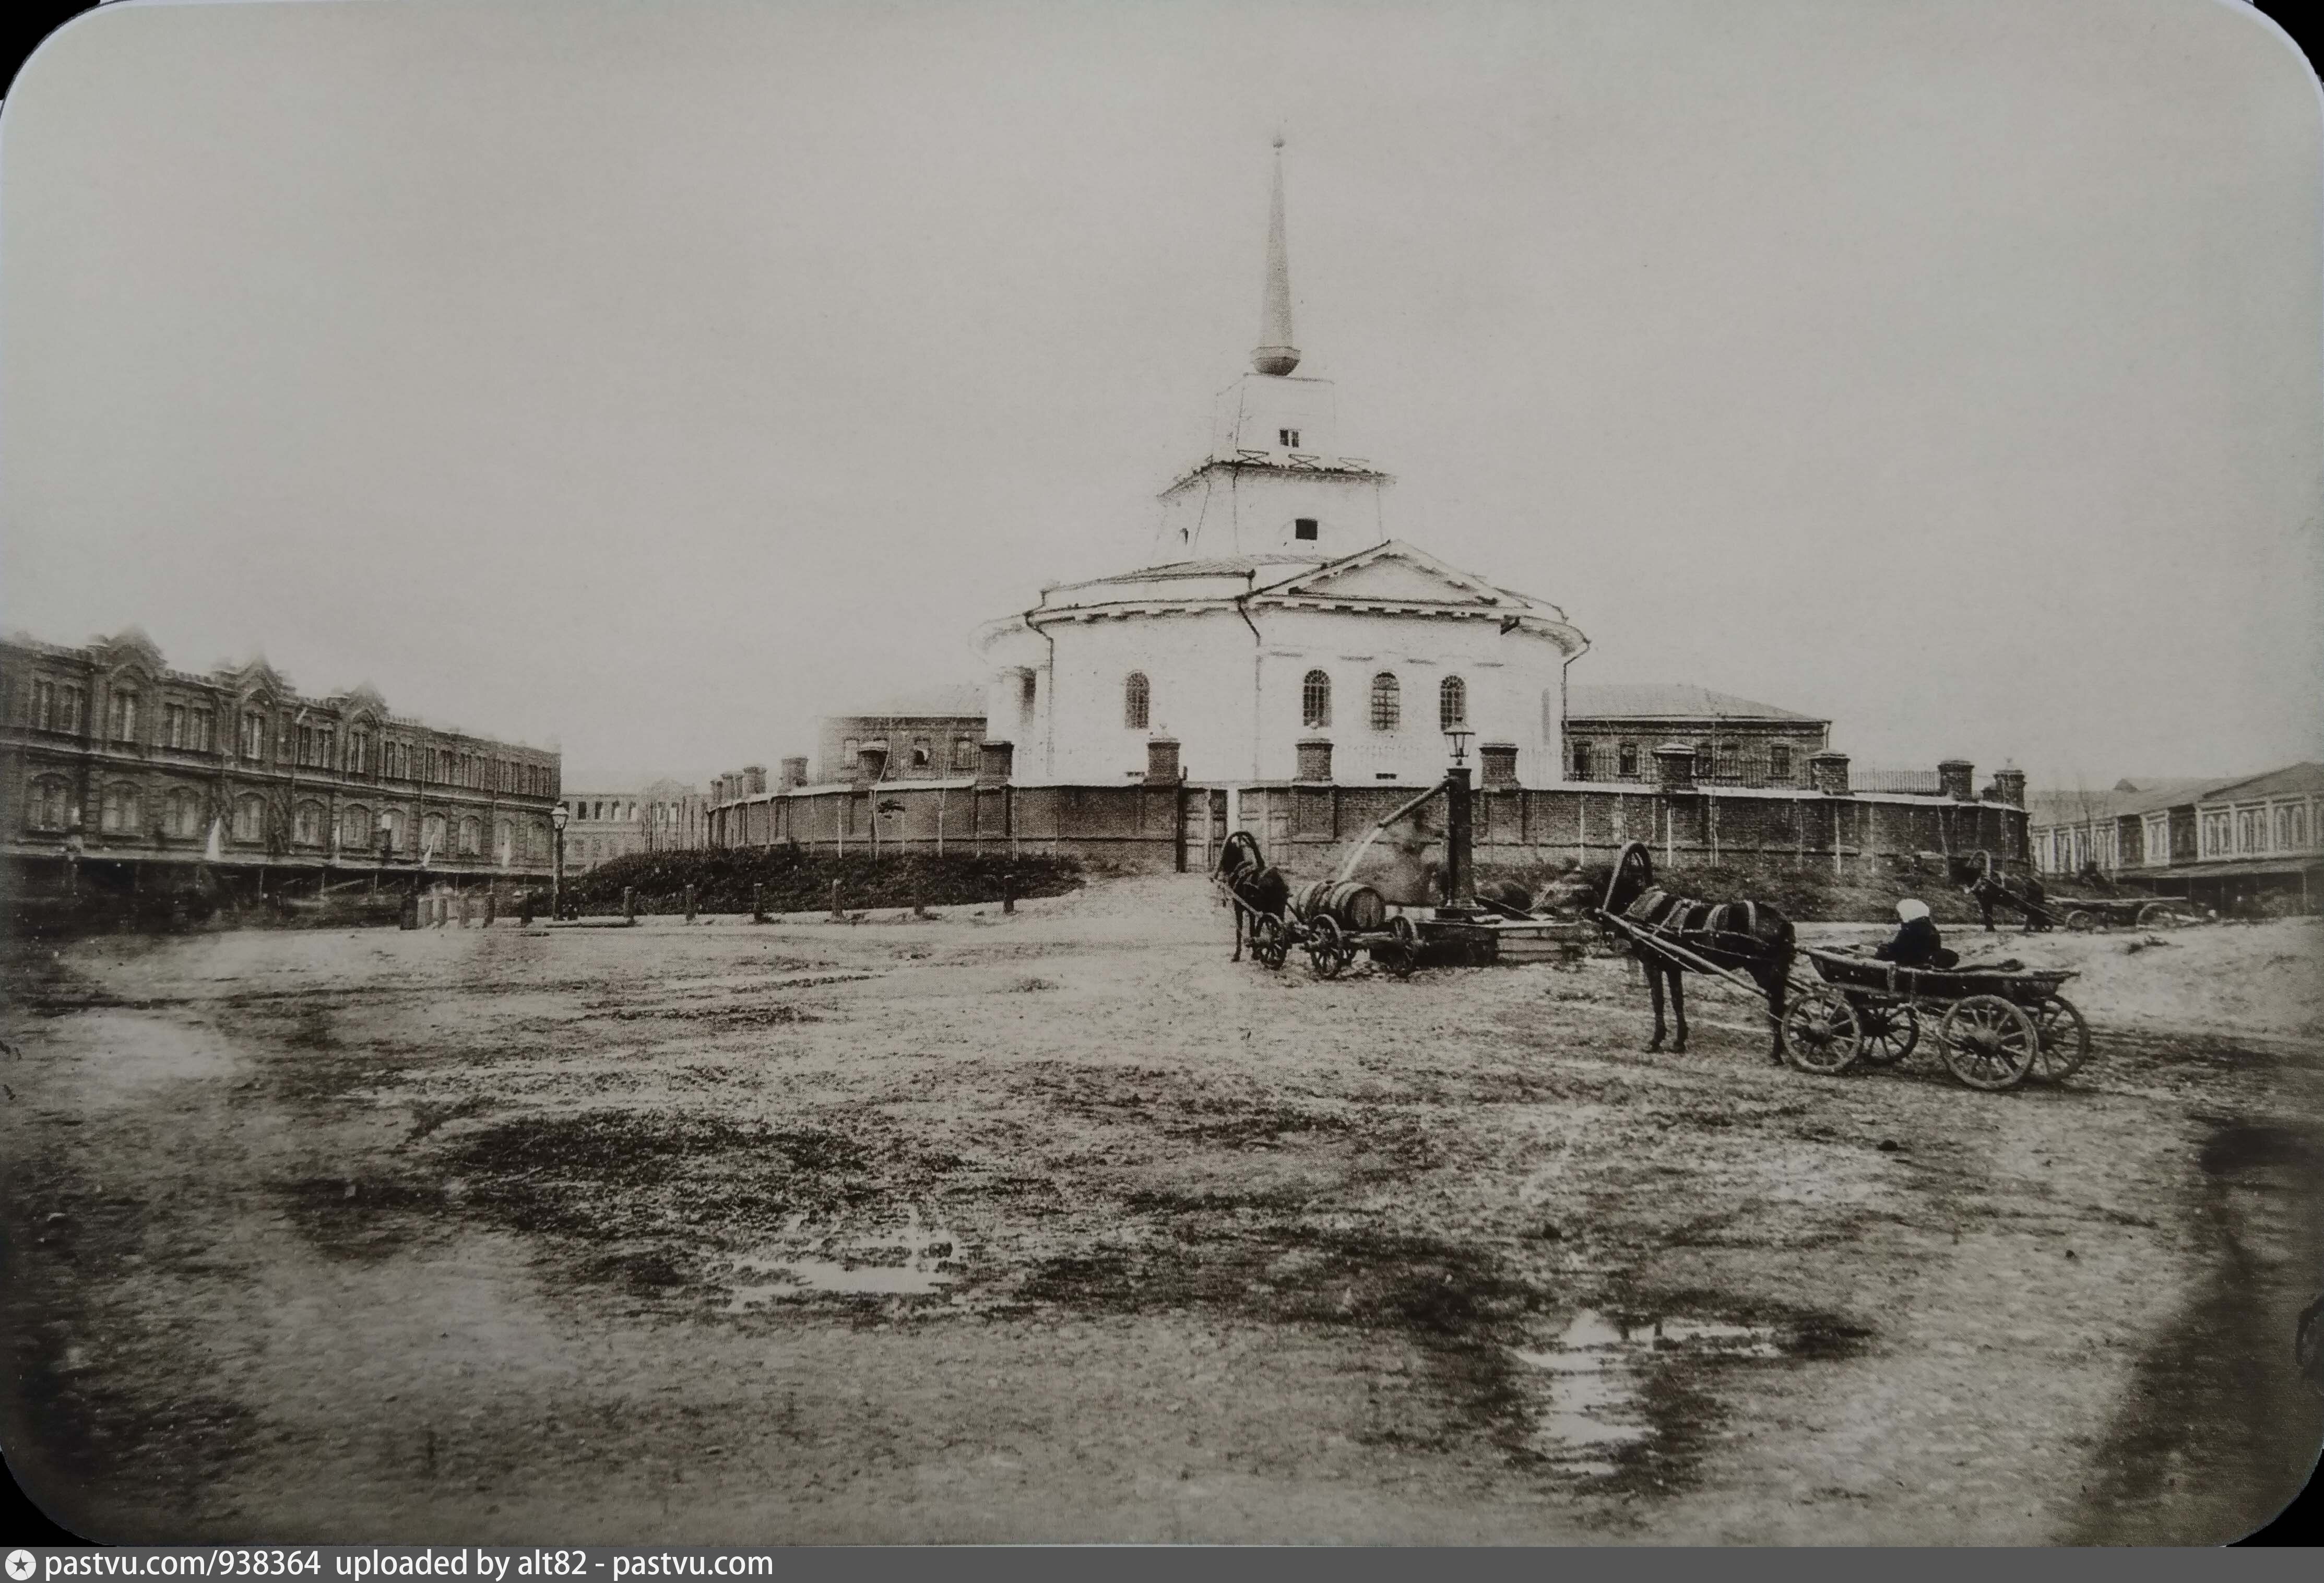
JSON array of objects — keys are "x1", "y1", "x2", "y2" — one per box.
[{"x1": 1158, "y1": 455, "x2": 1393, "y2": 498}]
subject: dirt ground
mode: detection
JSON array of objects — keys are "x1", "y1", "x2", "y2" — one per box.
[{"x1": 3, "y1": 878, "x2": 2318, "y2": 1544}]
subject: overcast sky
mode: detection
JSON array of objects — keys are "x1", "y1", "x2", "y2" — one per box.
[{"x1": 3, "y1": 0, "x2": 2317, "y2": 791}]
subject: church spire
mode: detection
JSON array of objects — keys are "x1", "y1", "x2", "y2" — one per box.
[{"x1": 1251, "y1": 134, "x2": 1301, "y2": 376}]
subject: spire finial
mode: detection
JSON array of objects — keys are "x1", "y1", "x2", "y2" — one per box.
[{"x1": 1252, "y1": 135, "x2": 1300, "y2": 376}]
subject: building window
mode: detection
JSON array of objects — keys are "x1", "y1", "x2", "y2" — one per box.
[
  {"x1": 233, "y1": 794, "x2": 266, "y2": 844},
  {"x1": 28, "y1": 777, "x2": 70, "y2": 831},
  {"x1": 108, "y1": 690, "x2": 138, "y2": 742},
  {"x1": 381, "y1": 810, "x2": 405, "y2": 850},
  {"x1": 1301, "y1": 670, "x2": 1332, "y2": 730},
  {"x1": 242, "y1": 712, "x2": 267, "y2": 761},
  {"x1": 1370, "y1": 673, "x2": 1400, "y2": 732},
  {"x1": 164, "y1": 788, "x2": 201, "y2": 838},
  {"x1": 1279, "y1": 429, "x2": 1300, "y2": 448},
  {"x1": 339, "y1": 804, "x2": 369, "y2": 847},
  {"x1": 911, "y1": 738, "x2": 931, "y2": 769},
  {"x1": 1769, "y1": 744, "x2": 1792, "y2": 782},
  {"x1": 1439, "y1": 675, "x2": 1467, "y2": 732},
  {"x1": 458, "y1": 816, "x2": 482, "y2": 856},
  {"x1": 1572, "y1": 741, "x2": 1593, "y2": 781},
  {"x1": 1294, "y1": 517, "x2": 1318, "y2": 541},
  {"x1": 1619, "y1": 741, "x2": 1640, "y2": 780},
  {"x1": 1124, "y1": 672, "x2": 1150, "y2": 731},
  {"x1": 31, "y1": 680, "x2": 56, "y2": 731},
  {"x1": 293, "y1": 801, "x2": 326, "y2": 847},
  {"x1": 1716, "y1": 741, "x2": 1740, "y2": 780},
  {"x1": 954, "y1": 736, "x2": 978, "y2": 771},
  {"x1": 99, "y1": 782, "x2": 138, "y2": 835},
  {"x1": 422, "y1": 812, "x2": 448, "y2": 853}
]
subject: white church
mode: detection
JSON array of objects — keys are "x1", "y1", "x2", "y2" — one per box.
[{"x1": 973, "y1": 140, "x2": 1589, "y2": 792}]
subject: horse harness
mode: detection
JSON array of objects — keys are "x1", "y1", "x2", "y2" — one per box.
[{"x1": 1618, "y1": 887, "x2": 1777, "y2": 969}]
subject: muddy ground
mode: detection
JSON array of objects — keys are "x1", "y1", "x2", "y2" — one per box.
[{"x1": 3, "y1": 878, "x2": 2318, "y2": 1543}]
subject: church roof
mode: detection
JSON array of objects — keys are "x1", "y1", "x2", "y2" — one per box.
[
  {"x1": 1050, "y1": 554, "x2": 1323, "y2": 592},
  {"x1": 1567, "y1": 684, "x2": 1824, "y2": 723}
]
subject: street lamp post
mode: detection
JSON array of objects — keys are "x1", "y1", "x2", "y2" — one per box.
[
  {"x1": 1442, "y1": 729, "x2": 1475, "y2": 910},
  {"x1": 551, "y1": 804, "x2": 569, "y2": 921}
]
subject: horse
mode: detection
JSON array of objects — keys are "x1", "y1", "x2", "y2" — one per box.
[
  {"x1": 1948, "y1": 849, "x2": 2048, "y2": 932},
  {"x1": 1593, "y1": 840, "x2": 1795, "y2": 1061},
  {"x1": 1215, "y1": 830, "x2": 1291, "y2": 964}
]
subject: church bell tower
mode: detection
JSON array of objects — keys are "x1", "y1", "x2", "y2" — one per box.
[{"x1": 1154, "y1": 137, "x2": 1393, "y2": 561}]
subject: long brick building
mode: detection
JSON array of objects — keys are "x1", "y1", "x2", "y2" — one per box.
[{"x1": 1, "y1": 627, "x2": 560, "y2": 897}]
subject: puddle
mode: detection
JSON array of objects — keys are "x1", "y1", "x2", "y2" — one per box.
[
  {"x1": 1510, "y1": 1308, "x2": 1782, "y2": 1477},
  {"x1": 719, "y1": 1206, "x2": 968, "y2": 1308}
]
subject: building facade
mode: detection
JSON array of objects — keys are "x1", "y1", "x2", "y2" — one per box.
[
  {"x1": 556, "y1": 778, "x2": 711, "y2": 872},
  {"x1": 814, "y1": 688, "x2": 986, "y2": 785},
  {"x1": 2, "y1": 627, "x2": 560, "y2": 889},
  {"x1": 2029, "y1": 765, "x2": 2324, "y2": 911},
  {"x1": 1563, "y1": 684, "x2": 1830, "y2": 789}
]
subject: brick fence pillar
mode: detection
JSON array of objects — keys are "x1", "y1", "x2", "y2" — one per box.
[
  {"x1": 1991, "y1": 766, "x2": 2026, "y2": 807},
  {"x1": 1145, "y1": 737, "x2": 1180, "y2": 784},
  {"x1": 1938, "y1": 759, "x2": 1975, "y2": 802},
  {"x1": 978, "y1": 740, "x2": 1015, "y2": 785},
  {"x1": 1479, "y1": 742, "x2": 1519, "y2": 789},
  {"x1": 781, "y1": 756, "x2": 809, "y2": 790},
  {"x1": 1810, "y1": 751, "x2": 1852, "y2": 796},
  {"x1": 1295, "y1": 739, "x2": 1334, "y2": 782}
]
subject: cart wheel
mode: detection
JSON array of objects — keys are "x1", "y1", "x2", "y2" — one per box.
[
  {"x1": 2026, "y1": 994, "x2": 2091, "y2": 1082},
  {"x1": 2136, "y1": 902, "x2": 2186, "y2": 930},
  {"x1": 2297, "y1": 1295, "x2": 2324, "y2": 1400},
  {"x1": 1252, "y1": 915, "x2": 1288, "y2": 970},
  {"x1": 1858, "y1": 1002, "x2": 1920, "y2": 1066},
  {"x1": 2065, "y1": 909, "x2": 2096, "y2": 933},
  {"x1": 1306, "y1": 915, "x2": 1349, "y2": 979},
  {"x1": 1781, "y1": 991, "x2": 1863, "y2": 1076},
  {"x1": 1374, "y1": 915, "x2": 1420, "y2": 979},
  {"x1": 1937, "y1": 995, "x2": 2039, "y2": 1090}
]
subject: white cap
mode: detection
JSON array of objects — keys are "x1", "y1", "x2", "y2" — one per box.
[{"x1": 1898, "y1": 899, "x2": 1931, "y2": 922}]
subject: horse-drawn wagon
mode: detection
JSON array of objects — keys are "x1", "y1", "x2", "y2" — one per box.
[
  {"x1": 1954, "y1": 850, "x2": 2199, "y2": 933},
  {"x1": 1592, "y1": 840, "x2": 2094, "y2": 1091}
]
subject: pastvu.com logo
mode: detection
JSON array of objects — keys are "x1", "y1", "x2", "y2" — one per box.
[{"x1": 7, "y1": 1549, "x2": 38, "y2": 1581}]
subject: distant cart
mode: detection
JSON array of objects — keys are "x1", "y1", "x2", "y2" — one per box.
[{"x1": 1959, "y1": 850, "x2": 2200, "y2": 933}]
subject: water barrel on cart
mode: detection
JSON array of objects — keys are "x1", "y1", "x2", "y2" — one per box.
[{"x1": 1291, "y1": 879, "x2": 1388, "y2": 933}]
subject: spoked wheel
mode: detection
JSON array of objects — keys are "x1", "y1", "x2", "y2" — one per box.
[
  {"x1": 1857, "y1": 1001, "x2": 1920, "y2": 1066},
  {"x1": 1306, "y1": 914, "x2": 1351, "y2": 979},
  {"x1": 1781, "y1": 990, "x2": 1863, "y2": 1076},
  {"x1": 1252, "y1": 914, "x2": 1289, "y2": 970},
  {"x1": 1373, "y1": 915, "x2": 1420, "y2": 980},
  {"x1": 2297, "y1": 1295, "x2": 2324, "y2": 1400},
  {"x1": 2065, "y1": 909, "x2": 2096, "y2": 933},
  {"x1": 1937, "y1": 995, "x2": 2039, "y2": 1090},
  {"x1": 2026, "y1": 994, "x2": 2091, "y2": 1083}
]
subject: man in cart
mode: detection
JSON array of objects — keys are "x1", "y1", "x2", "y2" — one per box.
[{"x1": 1874, "y1": 899, "x2": 1960, "y2": 970}]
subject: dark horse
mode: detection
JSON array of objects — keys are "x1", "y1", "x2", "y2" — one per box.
[
  {"x1": 1216, "y1": 831, "x2": 1291, "y2": 964},
  {"x1": 1947, "y1": 849, "x2": 2048, "y2": 932},
  {"x1": 1594, "y1": 840, "x2": 1795, "y2": 1061}
]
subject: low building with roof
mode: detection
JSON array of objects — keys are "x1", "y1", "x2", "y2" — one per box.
[
  {"x1": 813, "y1": 685, "x2": 986, "y2": 786},
  {"x1": 2030, "y1": 766, "x2": 2324, "y2": 911},
  {"x1": 1563, "y1": 684, "x2": 1830, "y2": 788}
]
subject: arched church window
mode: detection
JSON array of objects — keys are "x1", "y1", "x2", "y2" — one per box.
[
  {"x1": 1369, "y1": 673, "x2": 1400, "y2": 733},
  {"x1": 1301, "y1": 670, "x2": 1332, "y2": 730},
  {"x1": 1439, "y1": 675, "x2": 1467, "y2": 732},
  {"x1": 1124, "y1": 673, "x2": 1150, "y2": 731}
]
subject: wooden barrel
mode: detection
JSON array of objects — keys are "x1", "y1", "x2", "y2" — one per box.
[{"x1": 1293, "y1": 879, "x2": 1386, "y2": 932}]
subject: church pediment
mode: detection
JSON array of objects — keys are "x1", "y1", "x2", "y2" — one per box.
[{"x1": 1256, "y1": 542, "x2": 1508, "y2": 609}]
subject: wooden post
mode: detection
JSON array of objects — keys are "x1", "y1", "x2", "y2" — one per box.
[
  {"x1": 830, "y1": 878, "x2": 844, "y2": 921},
  {"x1": 623, "y1": 886, "x2": 636, "y2": 924},
  {"x1": 684, "y1": 884, "x2": 696, "y2": 922},
  {"x1": 483, "y1": 890, "x2": 496, "y2": 927},
  {"x1": 753, "y1": 884, "x2": 765, "y2": 923}
]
